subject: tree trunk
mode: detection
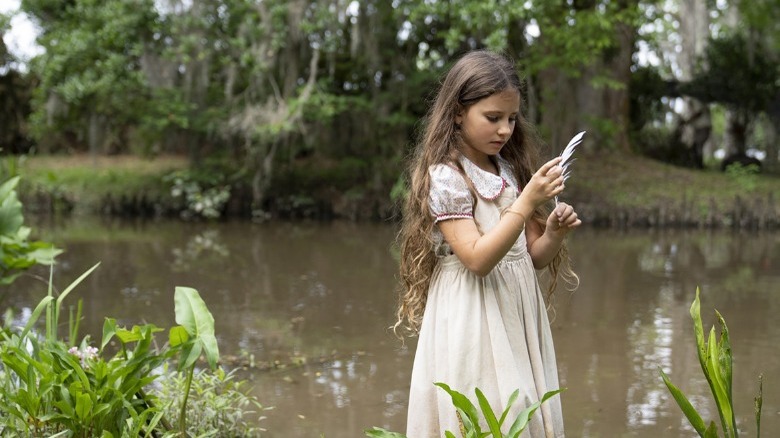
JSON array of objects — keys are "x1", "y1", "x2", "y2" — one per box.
[
  {"x1": 676, "y1": 0, "x2": 711, "y2": 167},
  {"x1": 538, "y1": 70, "x2": 579, "y2": 156},
  {"x1": 602, "y1": 18, "x2": 634, "y2": 152},
  {"x1": 764, "y1": 93, "x2": 780, "y2": 173},
  {"x1": 538, "y1": 3, "x2": 636, "y2": 155},
  {"x1": 724, "y1": 110, "x2": 748, "y2": 156}
]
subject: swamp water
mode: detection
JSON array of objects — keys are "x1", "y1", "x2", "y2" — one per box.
[{"x1": 7, "y1": 218, "x2": 780, "y2": 437}]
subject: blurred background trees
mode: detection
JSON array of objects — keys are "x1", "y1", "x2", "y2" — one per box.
[{"x1": 1, "y1": 0, "x2": 778, "y2": 208}]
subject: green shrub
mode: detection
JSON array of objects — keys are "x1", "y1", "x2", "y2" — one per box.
[
  {"x1": 154, "y1": 366, "x2": 267, "y2": 437},
  {"x1": 0, "y1": 271, "x2": 265, "y2": 437}
]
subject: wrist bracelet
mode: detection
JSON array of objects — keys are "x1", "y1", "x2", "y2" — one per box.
[{"x1": 505, "y1": 209, "x2": 526, "y2": 230}]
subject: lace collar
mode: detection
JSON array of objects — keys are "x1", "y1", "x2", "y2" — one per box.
[{"x1": 458, "y1": 154, "x2": 518, "y2": 200}]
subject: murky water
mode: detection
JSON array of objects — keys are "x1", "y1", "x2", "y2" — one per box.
[{"x1": 7, "y1": 217, "x2": 780, "y2": 437}]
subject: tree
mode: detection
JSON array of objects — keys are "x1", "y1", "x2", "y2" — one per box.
[
  {"x1": 684, "y1": 33, "x2": 778, "y2": 157},
  {"x1": 21, "y1": 0, "x2": 171, "y2": 155},
  {"x1": 0, "y1": 13, "x2": 36, "y2": 154}
]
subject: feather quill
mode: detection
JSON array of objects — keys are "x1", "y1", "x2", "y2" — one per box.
[{"x1": 555, "y1": 131, "x2": 586, "y2": 205}]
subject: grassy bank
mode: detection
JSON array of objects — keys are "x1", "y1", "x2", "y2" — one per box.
[
  {"x1": 10, "y1": 154, "x2": 188, "y2": 216},
  {"x1": 567, "y1": 151, "x2": 780, "y2": 228},
  {"x1": 7, "y1": 152, "x2": 780, "y2": 228}
]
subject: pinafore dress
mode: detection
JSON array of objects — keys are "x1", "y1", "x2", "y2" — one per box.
[{"x1": 406, "y1": 155, "x2": 564, "y2": 437}]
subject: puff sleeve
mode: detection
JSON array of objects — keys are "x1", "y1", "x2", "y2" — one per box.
[{"x1": 428, "y1": 164, "x2": 473, "y2": 223}]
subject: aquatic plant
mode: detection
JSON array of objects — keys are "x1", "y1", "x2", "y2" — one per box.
[
  {"x1": 0, "y1": 176, "x2": 61, "y2": 285},
  {"x1": 659, "y1": 288, "x2": 764, "y2": 437},
  {"x1": 365, "y1": 385, "x2": 564, "y2": 438},
  {"x1": 0, "y1": 267, "x2": 264, "y2": 436},
  {"x1": 154, "y1": 366, "x2": 268, "y2": 436}
]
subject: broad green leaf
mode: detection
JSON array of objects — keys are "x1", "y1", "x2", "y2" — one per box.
[
  {"x1": 50, "y1": 349, "x2": 90, "y2": 389},
  {"x1": 435, "y1": 382, "x2": 481, "y2": 432},
  {"x1": 507, "y1": 389, "x2": 565, "y2": 437},
  {"x1": 0, "y1": 176, "x2": 20, "y2": 204},
  {"x1": 0, "y1": 176, "x2": 23, "y2": 236},
  {"x1": 25, "y1": 246, "x2": 63, "y2": 265},
  {"x1": 180, "y1": 341, "x2": 203, "y2": 371},
  {"x1": 706, "y1": 326, "x2": 734, "y2": 435},
  {"x1": 174, "y1": 286, "x2": 219, "y2": 369},
  {"x1": 143, "y1": 408, "x2": 168, "y2": 438},
  {"x1": 659, "y1": 368, "x2": 706, "y2": 434},
  {"x1": 168, "y1": 325, "x2": 189, "y2": 346},
  {"x1": 101, "y1": 317, "x2": 117, "y2": 351},
  {"x1": 75, "y1": 392, "x2": 93, "y2": 422},
  {"x1": 116, "y1": 326, "x2": 143, "y2": 343},
  {"x1": 363, "y1": 427, "x2": 407, "y2": 437},
  {"x1": 475, "y1": 388, "x2": 501, "y2": 436},
  {"x1": 690, "y1": 289, "x2": 707, "y2": 372}
]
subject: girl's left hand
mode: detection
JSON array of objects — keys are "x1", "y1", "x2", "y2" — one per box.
[{"x1": 545, "y1": 202, "x2": 582, "y2": 239}]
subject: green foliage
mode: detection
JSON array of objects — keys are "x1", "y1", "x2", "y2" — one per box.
[
  {"x1": 272, "y1": 157, "x2": 370, "y2": 195},
  {"x1": 154, "y1": 366, "x2": 267, "y2": 437},
  {"x1": 0, "y1": 259, "x2": 256, "y2": 436},
  {"x1": 365, "y1": 427, "x2": 408, "y2": 438},
  {"x1": 530, "y1": 2, "x2": 640, "y2": 76},
  {"x1": 0, "y1": 176, "x2": 61, "y2": 285},
  {"x1": 389, "y1": 175, "x2": 407, "y2": 204},
  {"x1": 724, "y1": 163, "x2": 760, "y2": 192},
  {"x1": 683, "y1": 33, "x2": 779, "y2": 116},
  {"x1": 23, "y1": 0, "x2": 164, "y2": 151},
  {"x1": 0, "y1": 269, "x2": 172, "y2": 436},
  {"x1": 165, "y1": 170, "x2": 232, "y2": 220},
  {"x1": 365, "y1": 384, "x2": 564, "y2": 438},
  {"x1": 659, "y1": 288, "x2": 764, "y2": 437},
  {"x1": 172, "y1": 285, "x2": 220, "y2": 434},
  {"x1": 629, "y1": 66, "x2": 671, "y2": 130}
]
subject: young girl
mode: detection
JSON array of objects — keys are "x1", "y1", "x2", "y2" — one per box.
[{"x1": 396, "y1": 50, "x2": 580, "y2": 437}]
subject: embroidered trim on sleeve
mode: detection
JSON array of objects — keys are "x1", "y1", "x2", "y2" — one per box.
[{"x1": 433, "y1": 212, "x2": 473, "y2": 223}]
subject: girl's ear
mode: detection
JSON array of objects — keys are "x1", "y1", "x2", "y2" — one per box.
[{"x1": 455, "y1": 107, "x2": 464, "y2": 126}]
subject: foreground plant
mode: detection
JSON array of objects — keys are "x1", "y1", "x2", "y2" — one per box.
[
  {"x1": 0, "y1": 175, "x2": 61, "y2": 285},
  {"x1": 0, "y1": 267, "x2": 264, "y2": 436},
  {"x1": 660, "y1": 288, "x2": 764, "y2": 437},
  {"x1": 365, "y1": 385, "x2": 564, "y2": 438},
  {"x1": 0, "y1": 264, "x2": 170, "y2": 436},
  {"x1": 154, "y1": 366, "x2": 268, "y2": 436}
]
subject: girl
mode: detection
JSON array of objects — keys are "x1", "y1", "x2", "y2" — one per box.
[{"x1": 396, "y1": 50, "x2": 580, "y2": 437}]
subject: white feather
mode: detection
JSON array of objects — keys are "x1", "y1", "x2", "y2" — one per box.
[{"x1": 555, "y1": 131, "x2": 586, "y2": 205}]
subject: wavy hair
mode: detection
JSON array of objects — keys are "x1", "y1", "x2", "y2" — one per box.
[{"x1": 395, "y1": 50, "x2": 578, "y2": 337}]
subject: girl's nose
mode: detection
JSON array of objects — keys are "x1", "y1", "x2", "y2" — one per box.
[{"x1": 498, "y1": 122, "x2": 512, "y2": 136}]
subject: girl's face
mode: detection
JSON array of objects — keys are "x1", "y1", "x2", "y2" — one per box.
[{"x1": 455, "y1": 88, "x2": 520, "y2": 170}]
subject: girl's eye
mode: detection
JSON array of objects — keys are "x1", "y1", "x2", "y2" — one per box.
[{"x1": 486, "y1": 116, "x2": 499, "y2": 122}]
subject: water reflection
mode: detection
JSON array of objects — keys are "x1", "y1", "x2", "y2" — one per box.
[{"x1": 5, "y1": 220, "x2": 780, "y2": 436}]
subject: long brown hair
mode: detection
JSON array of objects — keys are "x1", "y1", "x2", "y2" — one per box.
[{"x1": 395, "y1": 50, "x2": 577, "y2": 336}]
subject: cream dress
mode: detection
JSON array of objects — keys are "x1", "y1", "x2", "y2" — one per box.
[{"x1": 406, "y1": 155, "x2": 564, "y2": 437}]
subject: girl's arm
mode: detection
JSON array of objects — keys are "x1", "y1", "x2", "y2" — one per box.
[
  {"x1": 526, "y1": 202, "x2": 582, "y2": 269},
  {"x1": 439, "y1": 158, "x2": 564, "y2": 277}
]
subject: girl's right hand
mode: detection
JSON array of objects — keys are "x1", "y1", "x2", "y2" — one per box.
[{"x1": 520, "y1": 157, "x2": 565, "y2": 207}]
